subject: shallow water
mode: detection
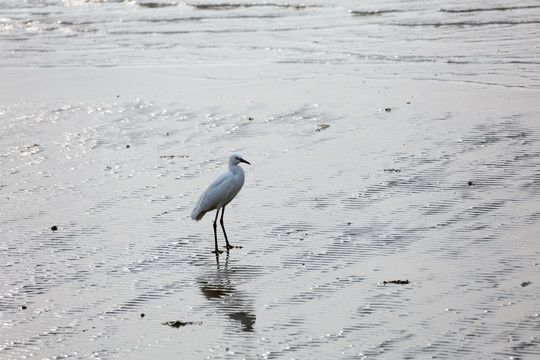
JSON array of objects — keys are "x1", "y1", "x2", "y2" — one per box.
[{"x1": 1, "y1": 1, "x2": 540, "y2": 359}]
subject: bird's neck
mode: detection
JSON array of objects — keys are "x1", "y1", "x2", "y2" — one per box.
[{"x1": 229, "y1": 164, "x2": 244, "y2": 175}]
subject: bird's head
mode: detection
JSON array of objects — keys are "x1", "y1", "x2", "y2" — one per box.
[{"x1": 230, "y1": 153, "x2": 251, "y2": 166}]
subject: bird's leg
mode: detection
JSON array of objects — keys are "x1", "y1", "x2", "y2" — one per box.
[
  {"x1": 212, "y1": 209, "x2": 223, "y2": 254},
  {"x1": 220, "y1": 206, "x2": 233, "y2": 250}
]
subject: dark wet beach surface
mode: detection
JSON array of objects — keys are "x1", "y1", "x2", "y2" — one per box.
[{"x1": 1, "y1": 1, "x2": 540, "y2": 358}]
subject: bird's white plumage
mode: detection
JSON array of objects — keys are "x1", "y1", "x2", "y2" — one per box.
[{"x1": 191, "y1": 154, "x2": 249, "y2": 221}]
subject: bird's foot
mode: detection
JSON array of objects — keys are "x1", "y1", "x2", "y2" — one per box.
[
  {"x1": 212, "y1": 249, "x2": 224, "y2": 254},
  {"x1": 225, "y1": 245, "x2": 242, "y2": 250}
]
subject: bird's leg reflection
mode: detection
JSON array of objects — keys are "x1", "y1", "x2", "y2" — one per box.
[
  {"x1": 215, "y1": 249, "x2": 230, "y2": 270},
  {"x1": 199, "y1": 261, "x2": 255, "y2": 332}
]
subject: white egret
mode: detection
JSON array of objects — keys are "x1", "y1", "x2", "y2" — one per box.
[{"x1": 191, "y1": 154, "x2": 251, "y2": 253}]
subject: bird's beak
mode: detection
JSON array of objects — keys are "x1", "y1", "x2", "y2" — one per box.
[{"x1": 240, "y1": 158, "x2": 251, "y2": 165}]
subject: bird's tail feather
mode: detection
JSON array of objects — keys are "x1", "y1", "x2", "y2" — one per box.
[{"x1": 191, "y1": 208, "x2": 206, "y2": 221}]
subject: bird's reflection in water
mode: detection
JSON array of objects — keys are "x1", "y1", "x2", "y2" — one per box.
[{"x1": 199, "y1": 251, "x2": 256, "y2": 332}]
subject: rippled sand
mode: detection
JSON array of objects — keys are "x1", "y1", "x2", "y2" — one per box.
[
  {"x1": 2, "y1": 64, "x2": 539, "y2": 359},
  {"x1": 2, "y1": 1, "x2": 540, "y2": 359}
]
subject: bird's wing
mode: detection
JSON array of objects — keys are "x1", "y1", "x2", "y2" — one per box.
[
  {"x1": 191, "y1": 172, "x2": 234, "y2": 220},
  {"x1": 207, "y1": 171, "x2": 231, "y2": 190},
  {"x1": 203, "y1": 174, "x2": 239, "y2": 207}
]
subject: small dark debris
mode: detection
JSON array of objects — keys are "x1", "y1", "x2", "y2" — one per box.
[
  {"x1": 161, "y1": 321, "x2": 203, "y2": 328},
  {"x1": 126, "y1": 145, "x2": 131, "y2": 148},
  {"x1": 105, "y1": 166, "x2": 112, "y2": 171},
  {"x1": 521, "y1": 281, "x2": 532, "y2": 287},
  {"x1": 384, "y1": 168, "x2": 401, "y2": 172},
  {"x1": 385, "y1": 108, "x2": 392, "y2": 112},
  {"x1": 315, "y1": 124, "x2": 330, "y2": 132},
  {"x1": 26, "y1": 144, "x2": 40, "y2": 149},
  {"x1": 347, "y1": 222, "x2": 351, "y2": 225},
  {"x1": 406, "y1": 101, "x2": 411, "y2": 105},
  {"x1": 21, "y1": 305, "x2": 27, "y2": 310},
  {"x1": 160, "y1": 155, "x2": 189, "y2": 159},
  {"x1": 140, "y1": 313, "x2": 145, "y2": 318},
  {"x1": 383, "y1": 279, "x2": 409, "y2": 285},
  {"x1": 468, "y1": 181, "x2": 474, "y2": 186},
  {"x1": 51, "y1": 225, "x2": 58, "y2": 231},
  {"x1": 248, "y1": 117, "x2": 254, "y2": 121}
]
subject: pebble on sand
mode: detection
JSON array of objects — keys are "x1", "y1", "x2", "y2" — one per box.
[
  {"x1": 315, "y1": 124, "x2": 330, "y2": 132},
  {"x1": 383, "y1": 280, "x2": 410, "y2": 285},
  {"x1": 161, "y1": 321, "x2": 203, "y2": 328}
]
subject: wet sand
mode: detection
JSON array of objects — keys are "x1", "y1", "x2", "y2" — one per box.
[{"x1": 2, "y1": 63, "x2": 539, "y2": 358}]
